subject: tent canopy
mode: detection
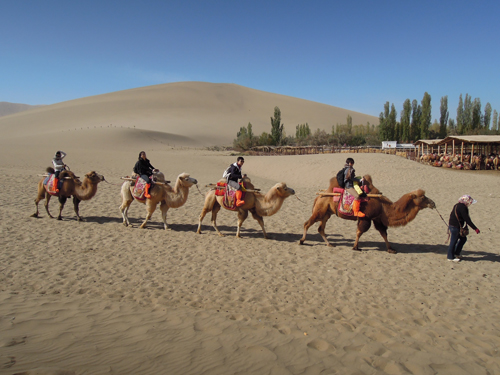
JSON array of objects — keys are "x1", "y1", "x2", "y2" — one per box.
[{"x1": 437, "y1": 135, "x2": 500, "y2": 145}]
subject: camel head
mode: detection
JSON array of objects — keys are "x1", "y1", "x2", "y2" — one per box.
[
  {"x1": 394, "y1": 189, "x2": 435, "y2": 213},
  {"x1": 273, "y1": 182, "x2": 295, "y2": 198},
  {"x1": 84, "y1": 171, "x2": 105, "y2": 184},
  {"x1": 177, "y1": 172, "x2": 198, "y2": 187}
]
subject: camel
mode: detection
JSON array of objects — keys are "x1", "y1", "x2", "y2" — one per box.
[
  {"x1": 196, "y1": 177, "x2": 295, "y2": 238},
  {"x1": 299, "y1": 175, "x2": 435, "y2": 253},
  {"x1": 31, "y1": 168, "x2": 105, "y2": 221},
  {"x1": 120, "y1": 172, "x2": 198, "y2": 229}
]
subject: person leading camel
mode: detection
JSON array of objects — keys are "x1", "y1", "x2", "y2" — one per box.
[
  {"x1": 52, "y1": 150, "x2": 67, "y2": 193},
  {"x1": 343, "y1": 157, "x2": 366, "y2": 217},
  {"x1": 133, "y1": 151, "x2": 157, "y2": 199},
  {"x1": 447, "y1": 194, "x2": 480, "y2": 262},
  {"x1": 223, "y1": 156, "x2": 246, "y2": 207}
]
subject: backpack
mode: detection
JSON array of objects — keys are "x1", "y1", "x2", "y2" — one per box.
[
  {"x1": 336, "y1": 168, "x2": 346, "y2": 188},
  {"x1": 222, "y1": 164, "x2": 233, "y2": 179}
]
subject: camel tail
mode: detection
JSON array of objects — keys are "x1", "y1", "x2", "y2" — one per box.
[{"x1": 46, "y1": 167, "x2": 55, "y2": 174}]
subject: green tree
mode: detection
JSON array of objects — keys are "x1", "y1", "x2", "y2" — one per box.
[
  {"x1": 233, "y1": 122, "x2": 256, "y2": 150},
  {"x1": 463, "y1": 94, "x2": 472, "y2": 132},
  {"x1": 420, "y1": 92, "x2": 432, "y2": 139},
  {"x1": 346, "y1": 114, "x2": 353, "y2": 134},
  {"x1": 270, "y1": 106, "x2": 284, "y2": 146},
  {"x1": 447, "y1": 118, "x2": 456, "y2": 135},
  {"x1": 483, "y1": 103, "x2": 492, "y2": 130},
  {"x1": 471, "y1": 98, "x2": 482, "y2": 131},
  {"x1": 439, "y1": 95, "x2": 448, "y2": 138},
  {"x1": 456, "y1": 94, "x2": 464, "y2": 134},
  {"x1": 258, "y1": 132, "x2": 272, "y2": 146},
  {"x1": 378, "y1": 101, "x2": 390, "y2": 140},
  {"x1": 400, "y1": 99, "x2": 411, "y2": 142},
  {"x1": 492, "y1": 110, "x2": 498, "y2": 132},
  {"x1": 387, "y1": 104, "x2": 397, "y2": 141},
  {"x1": 410, "y1": 99, "x2": 421, "y2": 141}
]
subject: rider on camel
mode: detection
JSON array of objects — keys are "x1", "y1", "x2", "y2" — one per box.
[
  {"x1": 52, "y1": 151, "x2": 67, "y2": 193},
  {"x1": 133, "y1": 151, "x2": 157, "y2": 199},
  {"x1": 343, "y1": 157, "x2": 366, "y2": 217},
  {"x1": 223, "y1": 156, "x2": 246, "y2": 207}
]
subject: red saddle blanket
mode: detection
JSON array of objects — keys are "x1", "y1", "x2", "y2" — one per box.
[
  {"x1": 333, "y1": 187, "x2": 368, "y2": 217},
  {"x1": 43, "y1": 174, "x2": 60, "y2": 196},
  {"x1": 215, "y1": 182, "x2": 246, "y2": 210},
  {"x1": 132, "y1": 177, "x2": 148, "y2": 200}
]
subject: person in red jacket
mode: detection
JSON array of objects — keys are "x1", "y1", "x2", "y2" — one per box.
[{"x1": 447, "y1": 194, "x2": 480, "y2": 262}]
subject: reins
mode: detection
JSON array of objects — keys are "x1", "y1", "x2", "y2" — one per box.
[{"x1": 434, "y1": 207, "x2": 451, "y2": 243}]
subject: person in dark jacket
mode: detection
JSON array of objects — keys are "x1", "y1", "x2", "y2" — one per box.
[
  {"x1": 447, "y1": 195, "x2": 480, "y2": 262},
  {"x1": 222, "y1": 156, "x2": 246, "y2": 207},
  {"x1": 133, "y1": 151, "x2": 157, "y2": 198},
  {"x1": 343, "y1": 157, "x2": 366, "y2": 217}
]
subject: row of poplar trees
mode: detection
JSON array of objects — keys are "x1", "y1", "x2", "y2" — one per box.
[{"x1": 379, "y1": 93, "x2": 499, "y2": 143}]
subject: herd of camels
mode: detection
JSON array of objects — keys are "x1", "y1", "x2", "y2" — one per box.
[{"x1": 31, "y1": 165, "x2": 436, "y2": 254}]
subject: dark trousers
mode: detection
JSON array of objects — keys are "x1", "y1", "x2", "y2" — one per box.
[
  {"x1": 447, "y1": 226, "x2": 467, "y2": 259},
  {"x1": 54, "y1": 170, "x2": 61, "y2": 178},
  {"x1": 141, "y1": 174, "x2": 152, "y2": 184}
]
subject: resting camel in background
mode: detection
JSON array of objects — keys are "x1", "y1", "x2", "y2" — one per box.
[
  {"x1": 197, "y1": 176, "x2": 295, "y2": 238},
  {"x1": 299, "y1": 175, "x2": 435, "y2": 253},
  {"x1": 31, "y1": 167, "x2": 105, "y2": 221},
  {"x1": 120, "y1": 172, "x2": 198, "y2": 229}
]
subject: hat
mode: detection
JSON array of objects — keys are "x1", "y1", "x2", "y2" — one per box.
[{"x1": 458, "y1": 195, "x2": 477, "y2": 206}]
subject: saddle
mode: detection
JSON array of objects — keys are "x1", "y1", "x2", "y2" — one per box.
[
  {"x1": 333, "y1": 187, "x2": 368, "y2": 217},
  {"x1": 43, "y1": 174, "x2": 63, "y2": 196},
  {"x1": 132, "y1": 176, "x2": 148, "y2": 201},
  {"x1": 215, "y1": 182, "x2": 246, "y2": 210}
]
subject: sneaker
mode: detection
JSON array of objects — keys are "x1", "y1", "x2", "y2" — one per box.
[
  {"x1": 447, "y1": 258, "x2": 461, "y2": 262},
  {"x1": 455, "y1": 255, "x2": 464, "y2": 260}
]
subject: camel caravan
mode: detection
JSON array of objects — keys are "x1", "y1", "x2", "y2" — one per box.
[{"x1": 32, "y1": 152, "x2": 438, "y2": 254}]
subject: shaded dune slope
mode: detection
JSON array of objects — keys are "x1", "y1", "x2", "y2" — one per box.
[{"x1": 0, "y1": 82, "x2": 378, "y2": 146}]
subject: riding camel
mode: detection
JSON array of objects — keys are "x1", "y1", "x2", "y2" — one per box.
[
  {"x1": 299, "y1": 175, "x2": 435, "y2": 253},
  {"x1": 31, "y1": 168, "x2": 105, "y2": 221},
  {"x1": 120, "y1": 172, "x2": 198, "y2": 229},
  {"x1": 196, "y1": 177, "x2": 295, "y2": 238}
]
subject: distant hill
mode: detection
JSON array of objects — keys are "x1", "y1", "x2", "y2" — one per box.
[
  {"x1": 0, "y1": 102, "x2": 45, "y2": 117},
  {"x1": 0, "y1": 82, "x2": 379, "y2": 146}
]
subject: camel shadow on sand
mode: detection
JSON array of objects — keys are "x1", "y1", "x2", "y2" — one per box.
[{"x1": 304, "y1": 235, "x2": 500, "y2": 262}]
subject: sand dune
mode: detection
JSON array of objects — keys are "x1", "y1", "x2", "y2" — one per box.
[
  {"x1": 0, "y1": 102, "x2": 44, "y2": 118},
  {"x1": 1, "y1": 83, "x2": 499, "y2": 374},
  {"x1": 0, "y1": 82, "x2": 378, "y2": 146}
]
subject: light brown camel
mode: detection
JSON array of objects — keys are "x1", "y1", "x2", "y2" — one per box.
[
  {"x1": 120, "y1": 172, "x2": 198, "y2": 229},
  {"x1": 31, "y1": 168, "x2": 105, "y2": 221},
  {"x1": 299, "y1": 175, "x2": 435, "y2": 253},
  {"x1": 196, "y1": 177, "x2": 295, "y2": 238}
]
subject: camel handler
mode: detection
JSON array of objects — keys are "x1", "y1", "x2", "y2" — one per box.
[
  {"x1": 223, "y1": 156, "x2": 246, "y2": 207},
  {"x1": 133, "y1": 151, "x2": 158, "y2": 199},
  {"x1": 343, "y1": 157, "x2": 366, "y2": 217},
  {"x1": 52, "y1": 150, "x2": 67, "y2": 193}
]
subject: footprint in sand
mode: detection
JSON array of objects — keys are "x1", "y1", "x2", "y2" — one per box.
[
  {"x1": 307, "y1": 339, "x2": 330, "y2": 351},
  {"x1": 246, "y1": 346, "x2": 277, "y2": 361},
  {"x1": 13, "y1": 368, "x2": 75, "y2": 375},
  {"x1": 273, "y1": 324, "x2": 291, "y2": 335}
]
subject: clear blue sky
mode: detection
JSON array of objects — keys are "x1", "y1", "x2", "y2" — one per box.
[{"x1": 1, "y1": 0, "x2": 499, "y2": 123}]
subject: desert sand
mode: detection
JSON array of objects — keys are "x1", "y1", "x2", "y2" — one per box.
[{"x1": 1, "y1": 84, "x2": 500, "y2": 375}]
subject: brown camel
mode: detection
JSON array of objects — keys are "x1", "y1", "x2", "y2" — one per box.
[
  {"x1": 120, "y1": 172, "x2": 198, "y2": 229},
  {"x1": 196, "y1": 177, "x2": 295, "y2": 238},
  {"x1": 31, "y1": 168, "x2": 105, "y2": 221},
  {"x1": 299, "y1": 175, "x2": 435, "y2": 253}
]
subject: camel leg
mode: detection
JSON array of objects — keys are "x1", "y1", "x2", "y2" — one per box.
[
  {"x1": 160, "y1": 200, "x2": 169, "y2": 230},
  {"x1": 373, "y1": 220, "x2": 397, "y2": 254},
  {"x1": 353, "y1": 219, "x2": 371, "y2": 251},
  {"x1": 299, "y1": 198, "x2": 331, "y2": 245},
  {"x1": 236, "y1": 209, "x2": 249, "y2": 238},
  {"x1": 139, "y1": 200, "x2": 156, "y2": 229},
  {"x1": 197, "y1": 205, "x2": 210, "y2": 234},
  {"x1": 31, "y1": 188, "x2": 46, "y2": 218},
  {"x1": 56, "y1": 196, "x2": 68, "y2": 221},
  {"x1": 250, "y1": 210, "x2": 267, "y2": 239},
  {"x1": 211, "y1": 204, "x2": 224, "y2": 237},
  {"x1": 72, "y1": 196, "x2": 83, "y2": 221},
  {"x1": 119, "y1": 198, "x2": 133, "y2": 227},
  {"x1": 317, "y1": 213, "x2": 334, "y2": 247},
  {"x1": 44, "y1": 193, "x2": 54, "y2": 219}
]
